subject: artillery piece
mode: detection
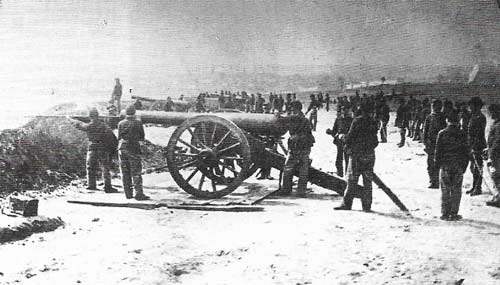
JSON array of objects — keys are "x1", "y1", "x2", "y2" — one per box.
[{"x1": 134, "y1": 110, "x2": 348, "y2": 199}]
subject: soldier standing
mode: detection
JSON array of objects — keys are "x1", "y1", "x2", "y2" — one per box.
[
  {"x1": 325, "y1": 93, "x2": 330, "y2": 112},
  {"x1": 118, "y1": 105, "x2": 149, "y2": 200},
  {"x1": 164, "y1": 97, "x2": 174, "y2": 112},
  {"x1": 395, "y1": 98, "x2": 409, "y2": 147},
  {"x1": 327, "y1": 106, "x2": 353, "y2": 177},
  {"x1": 305, "y1": 94, "x2": 319, "y2": 131},
  {"x1": 486, "y1": 104, "x2": 500, "y2": 207},
  {"x1": 278, "y1": 101, "x2": 315, "y2": 197},
  {"x1": 274, "y1": 94, "x2": 284, "y2": 113},
  {"x1": 71, "y1": 108, "x2": 118, "y2": 192},
  {"x1": 255, "y1": 93, "x2": 265, "y2": 113},
  {"x1": 466, "y1": 97, "x2": 486, "y2": 196},
  {"x1": 423, "y1": 99, "x2": 447, "y2": 189},
  {"x1": 434, "y1": 110, "x2": 469, "y2": 221},
  {"x1": 375, "y1": 97, "x2": 390, "y2": 143},
  {"x1": 110, "y1": 78, "x2": 122, "y2": 113},
  {"x1": 334, "y1": 103, "x2": 379, "y2": 211}
]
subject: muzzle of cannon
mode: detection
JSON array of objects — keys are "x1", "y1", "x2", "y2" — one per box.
[{"x1": 134, "y1": 110, "x2": 347, "y2": 199}]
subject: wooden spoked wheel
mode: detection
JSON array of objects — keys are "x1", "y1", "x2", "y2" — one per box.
[{"x1": 166, "y1": 115, "x2": 252, "y2": 198}]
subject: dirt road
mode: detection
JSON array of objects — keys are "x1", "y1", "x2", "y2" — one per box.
[{"x1": 1, "y1": 110, "x2": 500, "y2": 284}]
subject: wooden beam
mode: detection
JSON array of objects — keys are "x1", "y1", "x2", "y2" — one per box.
[{"x1": 372, "y1": 173, "x2": 409, "y2": 212}]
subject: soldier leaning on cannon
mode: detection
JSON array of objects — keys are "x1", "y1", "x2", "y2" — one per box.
[
  {"x1": 466, "y1": 97, "x2": 486, "y2": 196},
  {"x1": 334, "y1": 103, "x2": 379, "y2": 212},
  {"x1": 70, "y1": 107, "x2": 118, "y2": 193},
  {"x1": 278, "y1": 101, "x2": 315, "y2": 197},
  {"x1": 326, "y1": 105, "x2": 352, "y2": 177},
  {"x1": 118, "y1": 105, "x2": 149, "y2": 200}
]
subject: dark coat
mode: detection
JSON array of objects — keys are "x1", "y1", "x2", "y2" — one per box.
[
  {"x1": 287, "y1": 112, "x2": 315, "y2": 152},
  {"x1": 423, "y1": 111, "x2": 446, "y2": 150},
  {"x1": 395, "y1": 104, "x2": 409, "y2": 128},
  {"x1": 488, "y1": 119, "x2": 500, "y2": 163},
  {"x1": 344, "y1": 114, "x2": 378, "y2": 155},
  {"x1": 434, "y1": 123, "x2": 469, "y2": 171},
  {"x1": 467, "y1": 112, "x2": 486, "y2": 152},
  {"x1": 75, "y1": 119, "x2": 116, "y2": 153},
  {"x1": 118, "y1": 116, "x2": 145, "y2": 154}
]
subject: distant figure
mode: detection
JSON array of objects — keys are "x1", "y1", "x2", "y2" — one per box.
[
  {"x1": 133, "y1": 99, "x2": 142, "y2": 111},
  {"x1": 423, "y1": 99, "x2": 447, "y2": 189},
  {"x1": 179, "y1": 94, "x2": 184, "y2": 101},
  {"x1": 110, "y1": 78, "x2": 122, "y2": 113},
  {"x1": 118, "y1": 105, "x2": 149, "y2": 200},
  {"x1": 395, "y1": 98, "x2": 409, "y2": 147},
  {"x1": 71, "y1": 108, "x2": 118, "y2": 193},
  {"x1": 278, "y1": 101, "x2": 315, "y2": 197},
  {"x1": 255, "y1": 93, "x2": 265, "y2": 113},
  {"x1": 274, "y1": 94, "x2": 284, "y2": 113},
  {"x1": 434, "y1": 110, "x2": 469, "y2": 221},
  {"x1": 164, "y1": 97, "x2": 174, "y2": 112},
  {"x1": 466, "y1": 97, "x2": 486, "y2": 196},
  {"x1": 305, "y1": 94, "x2": 319, "y2": 131},
  {"x1": 375, "y1": 98, "x2": 390, "y2": 143},
  {"x1": 325, "y1": 93, "x2": 330, "y2": 112}
]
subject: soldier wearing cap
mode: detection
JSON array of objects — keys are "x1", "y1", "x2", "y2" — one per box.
[
  {"x1": 466, "y1": 97, "x2": 486, "y2": 196},
  {"x1": 327, "y1": 105, "x2": 352, "y2": 177},
  {"x1": 423, "y1": 99, "x2": 447, "y2": 189},
  {"x1": 118, "y1": 105, "x2": 149, "y2": 200},
  {"x1": 71, "y1": 107, "x2": 118, "y2": 192},
  {"x1": 110, "y1": 78, "x2": 122, "y2": 113},
  {"x1": 434, "y1": 109, "x2": 469, "y2": 221},
  {"x1": 278, "y1": 101, "x2": 315, "y2": 197},
  {"x1": 334, "y1": 103, "x2": 379, "y2": 211}
]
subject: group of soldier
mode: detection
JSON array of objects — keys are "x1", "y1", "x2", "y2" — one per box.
[
  {"x1": 282, "y1": 91, "x2": 500, "y2": 220},
  {"x1": 81, "y1": 79, "x2": 500, "y2": 218}
]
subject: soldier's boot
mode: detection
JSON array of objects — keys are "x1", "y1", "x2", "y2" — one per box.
[
  {"x1": 334, "y1": 194, "x2": 354, "y2": 210},
  {"x1": 124, "y1": 189, "x2": 134, "y2": 199},
  {"x1": 133, "y1": 175, "x2": 150, "y2": 200},
  {"x1": 104, "y1": 180, "x2": 118, "y2": 193},
  {"x1": 398, "y1": 132, "x2": 406, "y2": 147}
]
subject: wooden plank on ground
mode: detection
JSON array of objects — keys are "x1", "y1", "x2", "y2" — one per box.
[
  {"x1": 67, "y1": 200, "x2": 161, "y2": 210},
  {"x1": 372, "y1": 173, "x2": 409, "y2": 212}
]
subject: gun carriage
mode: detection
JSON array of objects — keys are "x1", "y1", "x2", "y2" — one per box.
[{"x1": 130, "y1": 110, "x2": 347, "y2": 199}]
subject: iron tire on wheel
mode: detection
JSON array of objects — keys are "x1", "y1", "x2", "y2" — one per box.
[{"x1": 166, "y1": 115, "x2": 252, "y2": 199}]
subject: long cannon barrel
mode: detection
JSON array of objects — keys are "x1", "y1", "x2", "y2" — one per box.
[{"x1": 136, "y1": 110, "x2": 290, "y2": 136}]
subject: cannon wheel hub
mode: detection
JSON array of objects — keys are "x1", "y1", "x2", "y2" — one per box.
[{"x1": 166, "y1": 115, "x2": 251, "y2": 199}]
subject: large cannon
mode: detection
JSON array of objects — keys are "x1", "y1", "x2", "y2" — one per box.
[{"x1": 133, "y1": 110, "x2": 348, "y2": 199}]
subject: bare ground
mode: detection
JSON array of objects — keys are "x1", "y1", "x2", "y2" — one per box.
[{"x1": 1, "y1": 110, "x2": 500, "y2": 284}]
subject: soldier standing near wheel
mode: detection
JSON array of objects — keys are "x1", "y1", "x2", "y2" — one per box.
[
  {"x1": 334, "y1": 103, "x2": 379, "y2": 211},
  {"x1": 71, "y1": 107, "x2": 118, "y2": 193},
  {"x1": 278, "y1": 101, "x2": 315, "y2": 197},
  {"x1": 118, "y1": 105, "x2": 149, "y2": 200},
  {"x1": 466, "y1": 97, "x2": 486, "y2": 196}
]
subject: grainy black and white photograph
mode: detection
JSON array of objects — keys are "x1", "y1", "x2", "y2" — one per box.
[{"x1": 1, "y1": 0, "x2": 500, "y2": 284}]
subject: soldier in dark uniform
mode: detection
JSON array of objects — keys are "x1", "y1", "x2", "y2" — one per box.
[
  {"x1": 278, "y1": 101, "x2": 315, "y2": 197},
  {"x1": 466, "y1": 97, "x2": 486, "y2": 196},
  {"x1": 327, "y1": 106, "x2": 353, "y2": 177},
  {"x1": 423, "y1": 99, "x2": 447, "y2": 189},
  {"x1": 325, "y1": 93, "x2": 330, "y2": 112},
  {"x1": 285, "y1": 93, "x2": 293, "y2": 115},
  {"x1": 395, "y1": 98, "x2": 409, "y2": 147},
  {"x1": 486, "y1": 104, "x2": 500, "y2": 207},
  {"x1": 306, "y1": 94, "x2": 319, "y2": 131},
  {"x1": 274, "y1": 94, "x2": 284, "y2": 113},
  {"x1": 164, "y1": 97, "x2": 174, "y2": 112},
  {"x1": 255, "y1": 93, "x2": 265, "y2": 113},
  {"x1": 411, "y1": 99, "x2": 423, "y2": 141},
  {"x1": 375, "y1": 97, "x2": 390, "y2": 143},
  {"x1": 71, "y1": 108, "x2": 118, "y2": 193},
  {"x1": 110, "y1": 78, "x2": 122, "y2": 113},
  {"x1": 434, "y1": 110, "x2": 469, "y2": 221},
  {"x1": 118, "y1": 105, "x2": 149, "y2": 200},
  {"x1": 334, "y1": 103, "x2": 379, "y2": 211}
]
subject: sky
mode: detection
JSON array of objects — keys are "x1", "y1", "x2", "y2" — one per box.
[{"x1": 1, "y1": 0, "x2": 500, "y2": 101}]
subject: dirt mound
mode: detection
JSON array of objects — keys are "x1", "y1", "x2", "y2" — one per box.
[{"x1": 0, "y1": 101, "x2": 167, "y2": 196}]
